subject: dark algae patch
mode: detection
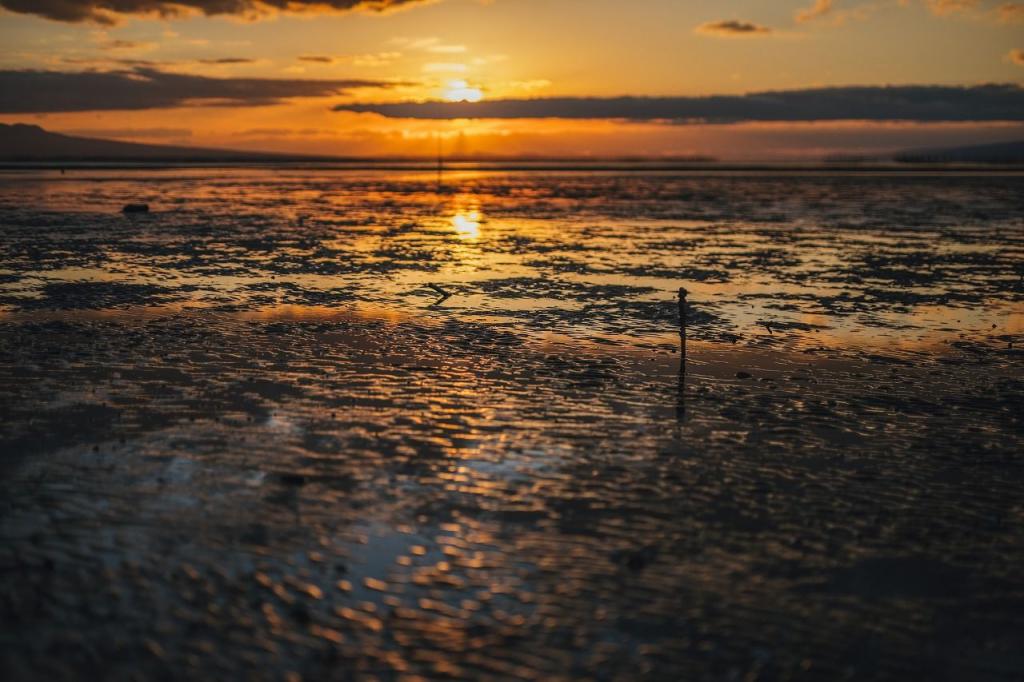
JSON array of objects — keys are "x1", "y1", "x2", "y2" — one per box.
[{"x1": 1, "y1": 169, "x2": 1023, "y2": 681}]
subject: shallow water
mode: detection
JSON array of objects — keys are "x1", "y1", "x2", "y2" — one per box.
[{"x1": 1, "y1": 169, "x2": 1023, "y2": 680}]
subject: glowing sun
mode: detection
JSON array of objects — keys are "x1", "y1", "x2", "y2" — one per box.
[{"x1": 442, "y1": 80, "x2": 484, "y2": 103}]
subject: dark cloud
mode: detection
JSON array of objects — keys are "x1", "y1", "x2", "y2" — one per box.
[
  {"x1": 61, "y1": 57, "x2": 173, "y2": 67},
  {"x1": 334, "y1": 85, "x2": 1024, "y2": 123},
  {"x1": 0, "y1": 0, "x2": 428, "y2": 25},
  {"x1": 197, "y1": 57, "x2": 257, "y2": 64},
  {"x1": 101, "y1": 39, "x2": 154, "y2": 50},
  {"x1": 695, "y1": 19, "x2": 772, "y2": 36},
  {"x1": 0, "y1": 67, "x2": 409, "y2": 113},
  {"x1": 298, "y1": 56, "x2": 336, "y2": 63},
  {"x1": 60, "y1": 56, "x2": 254, "y2": 67}
]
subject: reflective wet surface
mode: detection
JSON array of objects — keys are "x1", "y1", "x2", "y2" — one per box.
[{"x1": 1, "y1": 169, "x2": 1023, "y2": 680}]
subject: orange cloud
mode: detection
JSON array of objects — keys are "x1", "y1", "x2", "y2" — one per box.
[
  {"x1": 924, "y1": 0, "x2": 980, "y2": 16},
  {"x1": 796, "y1": 0, "x2": 834, "y2": 22},
  {"x1": 997, "y1": 2, "x2": 1024, "y2": 22}
]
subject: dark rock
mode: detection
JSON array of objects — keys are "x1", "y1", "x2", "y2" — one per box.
[{"x1": 122, "y1": 203, "x2": 149, "y2": 214}]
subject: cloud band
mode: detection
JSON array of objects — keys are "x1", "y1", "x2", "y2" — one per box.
[
  {"x1": 0, "y1": 0, "x2": 427, "y2": 24},
  {"x1": 0, "y1": 67, "x2": 407, "y2": 113},
  {"x1": 334, "y1": 85, "x2": 1024, "y2": 123}
]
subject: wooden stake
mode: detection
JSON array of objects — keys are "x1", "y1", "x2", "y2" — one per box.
[
  {"x1": 436, "y1": 133, "x2": 443, "y2": 190},
  {"x1": 677, "y1": 287, "x2": 688, "y2": 421},
  {"x1": 678, "y1": 287, "x2": 688, "y2": 371}
]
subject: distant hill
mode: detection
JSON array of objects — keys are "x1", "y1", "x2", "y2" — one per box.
[
  {"x1": 6, "y1": 122, "x2": 1020, "y2": 166},
  {"x1": 0, "y1": 123, "x2": 323, "y2": 162},
  {"x1": 894, "y1": 139, "x2": 1024, "y2": 164}
]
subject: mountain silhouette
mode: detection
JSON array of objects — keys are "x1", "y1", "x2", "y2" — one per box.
[{"x1": 0, "y1": 123, "x2": 325, "y2": 162}]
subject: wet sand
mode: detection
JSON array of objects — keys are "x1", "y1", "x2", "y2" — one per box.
[{"x1": 1, "y1": 169, "x2": 1023, "y2": 680}]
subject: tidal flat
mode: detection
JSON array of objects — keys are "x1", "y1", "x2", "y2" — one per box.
[{"x1": 1, "y1": 168, "x2": 1023, "y2": 680}]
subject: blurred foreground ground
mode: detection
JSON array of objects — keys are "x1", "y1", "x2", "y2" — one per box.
[{"x1": 1, "y1": 169, "x2": 1023, "y2": 680}]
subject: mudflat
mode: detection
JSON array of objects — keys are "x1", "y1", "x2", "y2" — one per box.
[{"x1": 1, "y1": 168, "x2": 1022, "y2": 680}]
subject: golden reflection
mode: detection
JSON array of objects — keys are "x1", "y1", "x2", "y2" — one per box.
[
  {"x1": 236, "y1": 302, "x2": 414, "y2": 325},
  {"x1": 451, "y1": 210, "x2": 482, "y2": 239},
  {"x1": 448, "y1": 197, "x2": 484, "y2": 240}
]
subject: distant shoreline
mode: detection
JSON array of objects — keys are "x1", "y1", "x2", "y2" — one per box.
[{"x1": 2, "y1": 160, "x2": 1024, "y2": 173}]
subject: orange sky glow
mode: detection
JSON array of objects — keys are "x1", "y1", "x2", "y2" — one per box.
[{"x1": 0, "y1": 0, "x2": 1022, "y2": 158}]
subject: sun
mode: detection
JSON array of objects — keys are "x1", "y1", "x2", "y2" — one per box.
[{"x1": 442, "y1": 80, "x2": 484, "y2": 103}]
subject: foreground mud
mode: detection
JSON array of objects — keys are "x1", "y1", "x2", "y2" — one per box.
[{"x1": 1, "y1": 169, "x2": 1023, "y2": 680}]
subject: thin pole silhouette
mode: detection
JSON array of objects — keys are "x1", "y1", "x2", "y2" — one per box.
[
  {"x1": 436, "y1": 133, "x2": 443, "y2": 191},
  {"x1": 677, "y1": 287, "x2": 688, "y2": 421},
  {"x1": 678, "y1": 287, "x2": 688, "y2": 370}
]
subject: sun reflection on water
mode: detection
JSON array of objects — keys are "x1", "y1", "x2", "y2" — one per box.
[{"x1": 449, "y1": 199, "x2": 483, "y2": 240}]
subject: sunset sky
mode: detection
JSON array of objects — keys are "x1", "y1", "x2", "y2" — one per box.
[{"x1": 1, "y1": 0, "x2": 1022, "y2": 158}]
